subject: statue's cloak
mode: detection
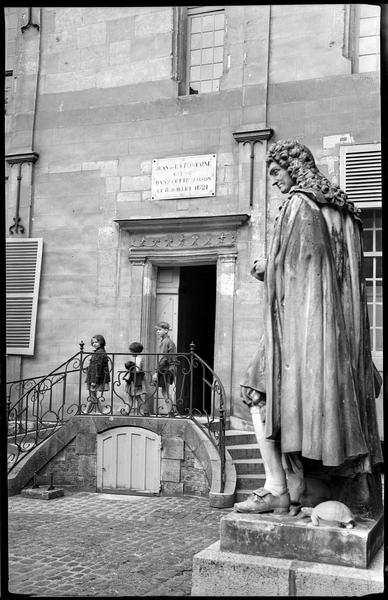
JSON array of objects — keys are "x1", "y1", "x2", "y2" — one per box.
[{"x1": 242, "y1": 189, "x2": 382, "y2": 470}]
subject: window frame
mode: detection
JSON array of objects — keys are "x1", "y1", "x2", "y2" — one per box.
[
  {"x1": 339, "y1": 143, "x2": 382, "y2": 366},
  {"x1": 345, "y1": 3, "x2": 381, "y2": 73},
  {"x1": 185, "y1": 6, "x2": 225, "y2": 96}
]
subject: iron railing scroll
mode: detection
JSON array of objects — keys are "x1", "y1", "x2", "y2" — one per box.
[{"x1": 7, "y1": 343, "x2": 227, "y2": 491}]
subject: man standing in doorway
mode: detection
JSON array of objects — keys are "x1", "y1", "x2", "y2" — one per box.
[{"x1": 152, "y1": 321, "x2": 177, "y2": 415}]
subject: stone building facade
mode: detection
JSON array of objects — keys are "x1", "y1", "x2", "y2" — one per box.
[{"x1": 5, "y1": 5, "x2": 383, "y2": 436}]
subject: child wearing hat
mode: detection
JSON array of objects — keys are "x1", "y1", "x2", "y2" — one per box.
[{"x1": 123, "y1": 341, "x2": 147, "y2": 414}]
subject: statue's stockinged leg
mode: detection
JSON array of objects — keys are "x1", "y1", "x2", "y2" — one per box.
[{"x1": 234, "y1": 406, "x2": 290, "y2": 513}]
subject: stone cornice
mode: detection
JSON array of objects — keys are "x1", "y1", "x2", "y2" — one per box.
[
  {"x1": 5, "y1": 152, "x2": 39, "y2": 165},
  {"x1": 114, "y1": 214, "x2": 250, "y2": 233},
  {"x1": 232, "y1": 127, "x2": 273, "y2": 144}
]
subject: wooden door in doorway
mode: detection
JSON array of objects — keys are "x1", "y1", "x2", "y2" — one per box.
[{"x1": 155, "y1": 267, "x2": 179, "y2": 348}]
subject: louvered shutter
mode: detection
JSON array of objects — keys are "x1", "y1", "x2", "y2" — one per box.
[
  {"x1": 6, "y1": 238, "x2": 43, "y2": 355},
  {"x1": 340, "y1": 143, "x2": 381, "y2": 206}
]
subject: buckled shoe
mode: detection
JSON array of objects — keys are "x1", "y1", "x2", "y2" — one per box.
[{"x1": 234, "y1": 488, "x2": 290, "y2": 514}]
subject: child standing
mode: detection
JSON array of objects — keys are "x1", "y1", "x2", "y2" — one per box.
[
  {"x1": 84, "y1": 334, "x2": 110, "y2": 414},
  {"x1": 124, "y1": 342, "x2": 147, "y2": 414}
]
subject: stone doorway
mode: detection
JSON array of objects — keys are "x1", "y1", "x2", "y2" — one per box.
[{"x1": 119, "y1": 213, "x2": 250, "y2": 418}]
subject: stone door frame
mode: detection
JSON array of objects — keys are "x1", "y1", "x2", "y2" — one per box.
[{"x1": 114, "y1": 214, "x2": 249, "y2": 417}]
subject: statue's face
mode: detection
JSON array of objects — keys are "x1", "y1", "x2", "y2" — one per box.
[{"x1": 268, "y1": 160, "x2": 294, "y2": 194}]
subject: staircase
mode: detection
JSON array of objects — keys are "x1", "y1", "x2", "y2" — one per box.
[{"x1": 225, "y1": 430, "x2": 265, "y2": 502}]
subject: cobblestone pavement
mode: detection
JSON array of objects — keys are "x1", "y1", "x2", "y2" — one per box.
[{"x1": 8, "y1": 491, "x2": 233, "y2": 597}]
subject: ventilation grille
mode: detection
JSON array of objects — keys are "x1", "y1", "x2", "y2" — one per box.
[
  {"x1": 6, "y1": 238, "x2": 43, "y2": 354},
  {"x1": 344, "y1": 149, "x2": 381, "y2": 203}
]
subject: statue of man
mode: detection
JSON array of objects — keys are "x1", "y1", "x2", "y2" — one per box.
[{"x1": 235, "y1": 139, "x2": 383, "y2": 516}]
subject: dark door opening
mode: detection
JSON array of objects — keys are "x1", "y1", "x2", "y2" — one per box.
[{"x1": 176, "y1": 264, "x2": 216, "y2": 414}]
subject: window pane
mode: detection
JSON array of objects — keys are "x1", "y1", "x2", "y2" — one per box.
[
  {"x1": 190, "y1": 66, "x2": 200, "y2": 80},
  {"x1": 200, "y1": 80, "x2": 212, "y2": 94},
  {"x1": 374, "y1": 209, "x2": 382, "y2": 228},
  {"x1": 190, "y1": 82, "x2": 199, "y2": 94},
  {"x1": 214, "y1": 46, "x2": 223, "y2": 62},
  {"x1": 202, "y1": 15, "x2": 214, "y2": 32},
  {"x1": 376, "y1": 257, "x2": 382, "y2": 278},
  {"x1": 359, "y1": 36, "x2": 379, "y2": 55},
  {"x1": 202, "y1": 48, "x2": 213, "y2": 64},
  {"x1": 366, "y1": 280, "x2": 373, "y2": 300},
  {"x1": 364, "y1": 258, "x2": 373, "y2": 278},
  {"x1": 362, "y1": 213, "x2": 373, "y2": 229},
  {"x1": 191, "y1": 33, "x2": 202, "y2": 50},
  {"x1": 376, "y1": 304, "x2": 382, "y2": 327},
  {"x1": 212, "y1": 79, "x2": 220, "y2": 92},
  {"x1": 376, "y1": 229, "x2": 382, "y2": 252},
  {"x1": 213, "y1": 62, "x2": 223, "y2": 78},
  {"x1": 375, "y1": 328, "x2": 383, "y2": 351},
  {"x1": 363, "y1": 230, "x2": 373, "y2": 252},
  {"x1": 214, "y1": 12, "x2": 224, "y2": 29},
  {"x1": 191, "y1": 50, "x2": 201, "y2": 66},
  {"x1": 358, "y1": 54, "x2": 379, "y2": 72},
  {"x1": 360, "y1": 17, "x2": 378, "y2": 36},
  {"x1": 202, "y1": 31, "x2": 214, "y2": 47},
  {"x1": 191, "y1": 16, "x2": 202, "y2": 34},
  {"x1": 360, "y1": 4, "x2": 380, "y2": 18},
  {"x1": 214, "y1": 30, "x2": 224, "y2": 46},
  {"x1": 200, "y1": 64, "x2": 213, "y2": 79},
  {"x1": 375, "y1": 282, "x2": 383, "y2": 301}
]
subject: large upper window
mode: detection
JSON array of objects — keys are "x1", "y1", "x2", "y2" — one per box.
[
  {"x1": 340, "y1": 143, "x2": 382, "y2": 358},
  {"x1": 355, "y1": 3, "x2": 380, "y2": 72},
  {"x1": 187, "y1": 7, "x2": 225, "y2": 95},
  {"x1": 362, "y1": 208, "x2": 382, "y2": 353}
]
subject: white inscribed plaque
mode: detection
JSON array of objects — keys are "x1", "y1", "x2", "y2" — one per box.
[{"x1": 151, "y1": 154, "x2": 217, "y2": 200}]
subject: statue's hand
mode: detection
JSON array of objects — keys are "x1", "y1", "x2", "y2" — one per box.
[
  {"x1": 250, "y1": 257, "x2": 267, "y2": 281},
  {"x1": 241, "y1": 387, "x2": 266, "y2": 420}
]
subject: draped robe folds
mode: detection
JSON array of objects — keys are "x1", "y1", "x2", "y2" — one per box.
[{"x1": 242, "y1": 188, "x2": 382, "y2": 472}]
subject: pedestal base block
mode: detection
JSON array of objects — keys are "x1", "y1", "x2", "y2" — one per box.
[
  {"x1": 21, "y1": 487, "x2": 64, "y2": 500},
  {"x1": 191, "y1": 541, "x2": 384, "y2": 597},
  {"x1": 220, "y1": 511, "x2": 383, "y2": 568}
]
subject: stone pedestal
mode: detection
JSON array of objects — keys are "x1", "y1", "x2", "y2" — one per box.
[
  {"x1": 191, "y1": 541, "x2": 384, "y2": 597},
  {"x1": 21, "y1": 486, "x2": 64, "y2": 500},
  {"x1": 220, "y1": 511, "x2": 384, "y2": 569},
  {"x1": 191, "y1": 511, "x2": 384, "y2": 596}
]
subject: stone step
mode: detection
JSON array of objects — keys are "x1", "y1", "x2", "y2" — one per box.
[
  {"x1": 226, "y1": 444, "x2": 261, "y2": 460},
  {"x1": 236, "y1": 474, "x2": 266, "y2": 490},
  {"x1": 225, "y1": 430, "x2": 257, "y2": 446},
  {"x1": 233, "y1": 458, "x2": 265, "y2": 475}
]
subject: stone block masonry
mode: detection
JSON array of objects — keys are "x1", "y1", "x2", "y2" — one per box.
[
  {"x1": 191, "y1": 541, "x2": 384, "y2": 596},
  {"x1": 22, "y1": 417, "x2": 216, "y2": 499}
]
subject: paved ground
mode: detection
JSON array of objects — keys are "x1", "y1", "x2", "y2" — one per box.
[{"x1": 7, "y1": 490, "x2": 233, "y2": 597}]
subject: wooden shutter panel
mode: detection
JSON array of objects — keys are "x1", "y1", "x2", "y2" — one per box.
[
  {"x1": 340, "y1": 143, "x2": 381, "y2": 206},
  {"x1": 6, "y1": 238, "x2": 43, "y2": 355}
]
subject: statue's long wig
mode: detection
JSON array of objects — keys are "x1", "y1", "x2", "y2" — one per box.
[{"x1": 266, "y1": 140, "x2": 361, "y2": 222}]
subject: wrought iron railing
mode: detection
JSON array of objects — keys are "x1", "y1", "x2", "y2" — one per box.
[{"x1": 7, "y1": 342, "x2": 226, "y2": 491}]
